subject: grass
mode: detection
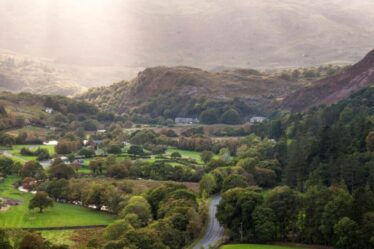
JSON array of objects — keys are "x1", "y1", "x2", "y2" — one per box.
[
  {"x1": 2, "y1": 144, "x2": 56, "y2": 163},
  {"x1": 166, "y1": 148, "x2": 203, "y2": 164},
  {"x1": 221, "y1": 245, "x2": 308, "y2": 249},
  {"x1": 0, "y1": 176, "x2": 115, "y2": 228}
]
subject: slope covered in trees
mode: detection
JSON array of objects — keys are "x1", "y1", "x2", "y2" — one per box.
[{"x1": 78, "y1": 66, "x2": 313, "y2": 123}]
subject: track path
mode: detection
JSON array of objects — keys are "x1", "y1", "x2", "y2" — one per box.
[{"x1": 194, "y1": 195, "x2": 224, "y2": 249}]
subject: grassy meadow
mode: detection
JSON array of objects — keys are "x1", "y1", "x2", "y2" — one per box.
[
  {"x1": 166, "y1": 148, "x2": 203, "y2": 163},
  {"x1": 0, "y1": 176, "x2": 115, "y2": 228},
  {"x1": 2, "y1": 144, "x2": 55, "y2": 163}
]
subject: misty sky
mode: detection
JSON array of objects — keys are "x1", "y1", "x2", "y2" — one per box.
[{"x1": 1, "y1": 0, "x2": 374, "y2": 68}]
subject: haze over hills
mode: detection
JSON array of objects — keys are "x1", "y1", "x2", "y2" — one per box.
[
  {"x1": 0, "y1": 49, "x2": 143, "y2": 95},
  {"x1": 1, "y1": 0, "x2": 374, "y2": 97},
  {"x1": 1, "y1": 0, "x2": 374, "y2": 73},
  {"x1": 282, "y1": 49, "x2": 374, "y2": 112}
]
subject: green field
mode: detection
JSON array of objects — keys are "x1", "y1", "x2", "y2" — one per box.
[
  {"x1": 166, "y1": 148, "x2": 203, "y2": 163},
  {"x1": 0, "y1": 176, "x2": 115, "y2": 228},
  {"x1": 2, "y1": 144, "x2": 55, "y2": 163},
  {"x1": 221, "y1": 245, "x2": 308, "y2": 249}
]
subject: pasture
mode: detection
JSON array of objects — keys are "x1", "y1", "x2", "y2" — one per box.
[
  {"x1": 0, "y1": 176, "x2": 115, "y2": 228},
  {"x1": 1, "y1": 144, "x2": 55, "y2": 163},
  {"x1": 166, "y1": 148, "x2": 203, "y2": 163}
]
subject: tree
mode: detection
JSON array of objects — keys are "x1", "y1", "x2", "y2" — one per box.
[
  {"x1": 0, "y1": 230, "x2": 12, "y2": 249},
  {"x1": 264, "y1": 186, "x2": 301, "y2": 241},
  {"x1": 221, "y1": 174, "x2": 250, "y2": 193},
  {"x1": 170, "y1": 152, "x2": 182, "y2": 159},
  {"x1": 200, "y1": 150, "x2": 214, "y2": 164},
  {"x1": 150, "y1": 219, "x2": 184, "y2": 249},
  {"x1": 334, "y1": 217, "x2": 361, "y2": 249},
  {"x1": 320, "y1": 187, "x2": 352, "y2": 243},
  {"x1": 221, "y1": 108, "x2": 241, "y2": 124},
  {"x1": 362, "y1": 212, "x2": 374, "y2": 249},
  {"x1": 19, "y1": 232, "x2": 45, "y2": 249},
  {"x1": 122, "y1": 228, "x2": 168, "y2": 249},
  {"x1": 83, "y1": 119, "x2": 97, "y2": 131},
  {"x1": 252, "y1": 206, "x2": 276, "y2": 242},
  {"x1": 107, "y1": 161, "x2": 131, "y2": 179},
  {"x1": 107, "y1": 145, "x2": 122, "y2": 154},
  {"x1": 199, "y1": 173, "x2": 217, "y2": 196},
  {"x1": 20, "y1": 161, "x2": 45, "y2": 179},
  {"x1": 121, "y1": 196, "x2": 152, "y2": 227},
  {"x1": 128, "y1": 145, "x2": 144, "y2": 156},
  {"x1": 199, "y1": 108, "x2": 219, "y2": 124},
  {"x1": 217, "y1": 188, "x2": 263, "y2": 241},
  {"x1": 48, "y1": 160, "x2": 75, "y2": 179},
  {"x1": 55, "y1": 140, "x2": 81, "y2": 154},
  {"x1": 89, "y1": 159, "x2": 105, "y2": 175},
  {"x1": 78, "y1": 148, "x2": 95, "y2": 158},
  {"x1": 84, "y1": 184, "x2": 107, "y2": 210},
  {"x1": 366, "y1": 131, "x2": 374, "y2": 152},
  {"x1": 29, "y1": 191, "x2": 54, "y2": 213},
  {"x1": 352, "y1": 187, "x2": 374, "y2": 223},
  {"x1": 36, "y1": 149, "x2": 50, "y2": 161},
  {"x1": 104, "y1": 219, "x2": 134, "y2": 240},
  {"x1": 0, "y1": 156, "x2": 16, "y2": 176}
]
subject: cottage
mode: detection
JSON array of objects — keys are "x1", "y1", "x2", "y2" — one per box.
[
  {"x1": 175, "y1": 117, "x2": 199, "y2": 124},
  {"x1": 249, "y1": 116, "x2": 266, "y2": 124},
  {"x1": 44, "y1": 107, "x2": 53, "y2": 114},
  {"x1": 43, "y1": 140, "x2": 58, "y2": 146}
]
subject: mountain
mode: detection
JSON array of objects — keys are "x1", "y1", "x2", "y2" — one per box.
[
  {"x1": 0, "y1": 51, "x2": 83, "y2": 95},
  {"x1": 78, "y1": 66, "x2": 312, "y2": 119},
  {"x1": 282, "y1": 49, "x2": 374, "y2": 112},
  {"x1": 0, "y1": 50, "x2": 143, "y2": 95}
]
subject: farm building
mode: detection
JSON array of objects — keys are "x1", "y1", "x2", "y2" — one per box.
[
  {"x1": 175, "y1": 117, "x2": 199, "y2": 124},
  {"x1": 249, "y1": 116, "x2": 266, "y2": 124}
]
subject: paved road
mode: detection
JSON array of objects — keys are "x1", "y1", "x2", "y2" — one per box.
[{"x1": 194, "y1": 195, "x2": 224, "y2": 249}]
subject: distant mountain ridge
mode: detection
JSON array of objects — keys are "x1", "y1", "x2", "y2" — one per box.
[
  {"x1": 282, "y1": 49, "x2": 374, "y2": 112},
  {"x1": 77, "y1": 66, "x2": 309, "y2": 118}
]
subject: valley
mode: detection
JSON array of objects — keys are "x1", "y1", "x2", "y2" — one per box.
[
  {"x1": 0, "y1": 48, "x2": 373, "y2": 248},
  {"x1": 1, "y1": 0, "x2": 374, "y2": 247}
]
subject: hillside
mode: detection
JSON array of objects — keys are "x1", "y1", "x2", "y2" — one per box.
[
  {"x1": 0, "y1": 91, "x2": 98, "y2": 136},
  {"x1": 0, "y1": 50, "x2": 143, "y2": 96},
  {"x1": 78, "y1": 66, "x2": 311, "y2": 119},
  {"x1": 0, "y1": 52, "x2": 83, "y2": 96},
  {"x1": 282, "y1": 49, "x2": 374, "y2": 111}
]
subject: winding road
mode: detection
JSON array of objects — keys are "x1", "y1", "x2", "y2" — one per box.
[{"x1": 194, "y1": 195, "x2": 224, "y2": 249}]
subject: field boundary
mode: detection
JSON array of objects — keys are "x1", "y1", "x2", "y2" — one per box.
[{"x1": 22, "y1": 224, "x2": 108, "y2": 231}]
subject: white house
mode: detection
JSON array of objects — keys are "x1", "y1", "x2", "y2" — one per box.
[
  {"x1": 175, "y1": 117, "x2": 199, "y2": 124},
  {"x1": 43, "y1": 140, "x2": 58, "y2": 146},
  {"x1": 45, "y1": 107, "x2": 53, "y2": 114},
  {"x1": 249, "y1": 116, "x2": 266, "y2": 124}
]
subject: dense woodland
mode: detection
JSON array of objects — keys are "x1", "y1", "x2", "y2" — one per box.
[{"x1": 213, "y1": 87, "x2": 374, "y2": 248}]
